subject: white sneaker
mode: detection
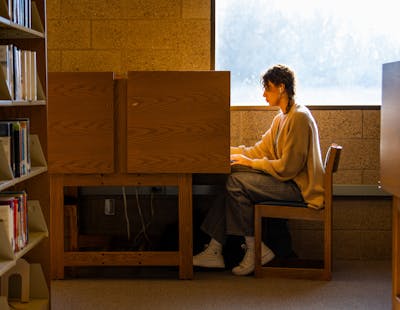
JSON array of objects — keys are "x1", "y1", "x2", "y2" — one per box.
[
  {"x1": 193, "y1": 244, "x2": 225, "y2": 268},
  {"x1": 232, "y1": 242, "x2": 275, "y2": 276}
]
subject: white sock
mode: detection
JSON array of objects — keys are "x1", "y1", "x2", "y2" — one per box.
[
  {"x1": 209, "y1": 238, "x2": 222, "y2": 251},
  {"x1": 245, "y1": 236, "x2": 255, "y2": 249}
]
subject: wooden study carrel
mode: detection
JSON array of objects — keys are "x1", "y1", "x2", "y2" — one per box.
[{"x1": 47, "y1": 71, "x2": 230, "y2": 279}]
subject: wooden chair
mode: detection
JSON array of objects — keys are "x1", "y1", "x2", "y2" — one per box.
[{"x1": 254, "y1": 143, "x2": 342, "y2": 280}]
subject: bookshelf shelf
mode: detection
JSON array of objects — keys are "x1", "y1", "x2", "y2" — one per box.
[
  {"x1": 0, "y1": 166, "x2": 47, "y2": 191},
  {"x1": 0, "y1": 260, "x2": 14, "y2": 277},
  {"x1": 0, "y1": 231, "x2": 47, "y2": 277},
  {"x1": 0, "y1": 22, "x2": 44, "y2": 39},
  {"x1": 14, "y1": 231, "x2": 48, "y2": 260},
  {"x1": 0, "y1": 198, "x2": 48, "y2": 274},
  {"x1": 0, "y1": 100, "x2": 47, "y2": 107}
]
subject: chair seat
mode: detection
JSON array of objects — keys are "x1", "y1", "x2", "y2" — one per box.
[
  {"x1": 255, "y1": 202, "x2": 324, "y2": 221},
  {"x1": 257, "y1": 200, "x2": 308, "y2": 208}
]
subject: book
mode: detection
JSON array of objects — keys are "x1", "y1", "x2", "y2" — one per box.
[
  {"x1": 20, "y1": 49, "x2": 27, "y2": 100},
  {"x1": 18, "y1": 119, "x2": 29, "y2": 175},
  {"x1": 30, "y1": 50, "x2": 37, "y2": 100},
  {"x1": 8, "y1": 0, "x2": 12, "y2": 21},
  {"x1": 12, "y1": 121, "x2": 21, "y2": 177},
  {"x1": 13, "y1": 46, "x2": 21, "y2": 100}
]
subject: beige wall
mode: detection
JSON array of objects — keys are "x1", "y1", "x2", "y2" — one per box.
[
  {"x1": 47, "y1": 0, "x2": 211, "y2": 73},
  {"x1": 47, "y1": 1, "x2": 390, "y2": 260}
]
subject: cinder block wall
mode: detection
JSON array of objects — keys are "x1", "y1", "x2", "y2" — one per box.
[
  {"x1": 47, "y1": 0, "x2": 391, "y2": 260},
  {"x1": 47, "y1": 0, "x2": 211, "y2": 73}
]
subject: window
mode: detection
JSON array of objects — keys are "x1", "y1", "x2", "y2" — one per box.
[{"x1": 214, "y1": 0, "x2": 400, "y2": 106}]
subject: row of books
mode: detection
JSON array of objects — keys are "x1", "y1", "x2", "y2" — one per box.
[
  {"x1": 0, "y1": 118, "x2": 30, "y2": 178},
  {"x1": 0, "y1": 44, "x2": 37, "y2": 101},
  {"x1": 0, "y1": 190, "x2": 28, "y2": 253},
  {"x1": 7, "y1": 0, "x2": 32, "y2": 28}
]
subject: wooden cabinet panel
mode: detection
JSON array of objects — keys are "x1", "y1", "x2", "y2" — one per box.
[
  {"x1": 381, "y1": 61, "x2": 400, "y2": 309},
  {"x1": 48, "y1": 72, "x2": 115, "y2": 174},
  {"x1": 127, "y1": 71, "x2": 230, "y2": 173},
  {"x1": 381, "y1": 61, "x2": 400, "y2": 197}
]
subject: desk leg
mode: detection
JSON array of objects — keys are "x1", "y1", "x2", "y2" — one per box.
[
  {"x1": 178, "y1": 174, "x2": 193, "y2": 279},
  {"x1": 393, "y1": 196, "x2": 400, "y2": 309},
  {"x1": 50, "y1": 175, "x2": 65, "y2": 279}
]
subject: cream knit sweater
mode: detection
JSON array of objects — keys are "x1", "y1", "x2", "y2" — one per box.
[{"x1": 231, "y1": 104, "x2": 325, "y2": 209}]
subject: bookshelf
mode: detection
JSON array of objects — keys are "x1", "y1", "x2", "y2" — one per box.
[{"x1": 0, "y1": 0, "x2": 49, "y2": 309}]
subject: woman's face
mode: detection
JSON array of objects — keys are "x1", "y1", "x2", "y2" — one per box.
[{"x1": 263, "y1": 81, "x2": 282, "y2": 107}]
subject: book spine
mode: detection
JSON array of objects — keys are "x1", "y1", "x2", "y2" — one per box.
[{"x1": 12, "y1": 121, "x2": 20, "y2": 177}]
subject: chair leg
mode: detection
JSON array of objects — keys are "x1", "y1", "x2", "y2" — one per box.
[
  {"x1": 323, "y1": 216, "x2": 332, "y2": 280},
  {"x1": 254, "y1": 205, "x2": 262, "y2": 277}
]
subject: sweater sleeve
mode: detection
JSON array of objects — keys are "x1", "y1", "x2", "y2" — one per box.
[
  {"x1": 230, "y1": 115, "x2": 280, "y2": 159},
  {"x1": 251, "y1": 112, "x2": 311, "y2": 181}
]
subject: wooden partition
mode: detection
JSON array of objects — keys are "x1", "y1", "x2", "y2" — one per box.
[
  {"x1": 381, "y1": 61, "x2": 400, "y2": 309},
  {"x1": 47, "y1": 72, "x2": 115, "y2": 174},
  {"x1": 127, "y1": 71, "x2": 230, "y2": 173}
]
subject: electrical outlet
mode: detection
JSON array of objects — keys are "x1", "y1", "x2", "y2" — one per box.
[{"x1": 104, "y1": 199, "x2": 115, "y2": 215}]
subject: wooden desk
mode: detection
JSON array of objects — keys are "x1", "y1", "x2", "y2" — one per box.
[
  {"x1": 381, "y1": 61, "x2": 400, "y2": 309},
  {"x1": 48, "y1": 71, "x2": 230, "y2": 280}
]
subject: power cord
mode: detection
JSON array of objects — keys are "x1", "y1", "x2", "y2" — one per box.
[
  {"x1": 122, "y1": 186, "x2": 130, "y2": 240},
  {"x1": 122, "y1": 186, "x2": 156, "y2": 249},
  {"x1": 133, "y1": 187, "x2": 152, "y2": 248}
]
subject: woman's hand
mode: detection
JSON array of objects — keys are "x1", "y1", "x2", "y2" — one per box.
[{"x1": 230, "y1": 154, "x2": 252, "y2": 167}]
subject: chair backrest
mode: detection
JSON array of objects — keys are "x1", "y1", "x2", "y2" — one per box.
[
  {"x1": 323, "y1": 143, "x2": 342, "y2": 209},
  {"x1": 324, "y1": 143, "x2": 342, "y2": 174}
]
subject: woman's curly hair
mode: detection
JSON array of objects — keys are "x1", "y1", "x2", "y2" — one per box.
[{"x1": 261, "y1": 64, "x2": 296, "y2": 113}]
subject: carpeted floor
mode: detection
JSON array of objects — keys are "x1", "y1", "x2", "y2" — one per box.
[{"x1": 51, "y1": 260, "x2": 391, "y2": 310}]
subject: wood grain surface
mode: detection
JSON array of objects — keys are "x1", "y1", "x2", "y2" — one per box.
[
  {"x1": 48, "y1": 72, "x2": 114, "y2": 174},
  {"x1": 127, "y1": 71, "x2": 230, "y2": 173}
]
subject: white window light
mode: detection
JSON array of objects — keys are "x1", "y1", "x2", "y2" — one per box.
[{"x1": 215, "y1": 0, "x2": 400, "y2": 106}]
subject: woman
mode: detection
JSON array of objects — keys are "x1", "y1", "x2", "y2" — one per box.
[{"x1": 193, "y1": 64, "x2": 324, "y2": 276}]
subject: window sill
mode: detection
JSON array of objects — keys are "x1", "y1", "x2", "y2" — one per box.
[{"x1": 230, "y1": 105, "x2": 381, "y2": 111}]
